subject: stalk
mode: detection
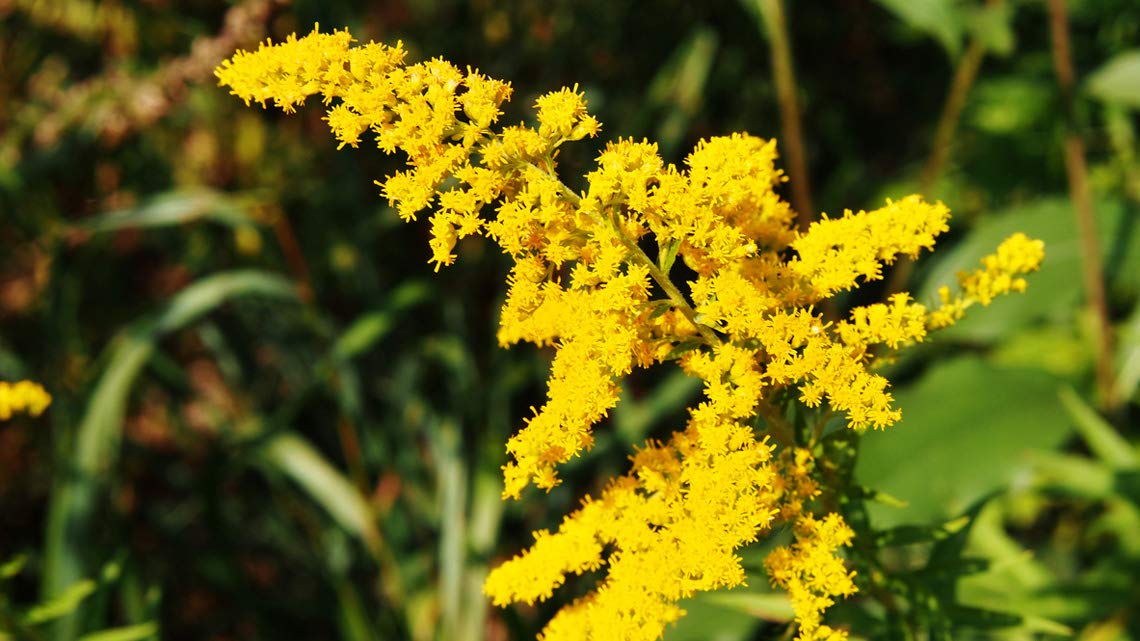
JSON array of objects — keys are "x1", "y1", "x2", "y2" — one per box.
[
  {"x1": 1047, "y1": 0, "x2": 1116, "y2": 407},
  {"x1": 532, "y1": 161, "x2": 723, "y2": 346},
  {"x1": 754, "y1": 0, "x2": 814, "y2": 230}
]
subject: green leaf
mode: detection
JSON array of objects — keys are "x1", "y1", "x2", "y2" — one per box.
[
  {"x1": 23, "y1": 580, "x2": 97, "y2": 625},
  {"x1": 875, "y1": 515, "x2": 971, "y2": 547},
  {"x1": 43, "y1": 271, "x2": 299, "y2": 641},
  {"x1": 857, "y1": 356, "x2": 1072, "y2": 527},
  {"x1": 334, "y1": 581, "x2": 377, "y2": 641},
  {"x1": 643, "y1": 26, "x2": 718, "y2": 156},
  {"x1": 614, "y1": 370, "x2": 701, "y2": 441},
  {"x1": 333, "y1": 312, "x2": 393, "y2": 362},
  {"x1": 966, "y1": 2, "x2": 1015, "y2": 57},
  {"x1": 1087, "y1": 50, "x2": 1140, "y2": 110},
  {"x1": 1058, "y1": 386, "x2": 1137, "y2": 469},
  {"x1": 957, "y1": 500, "x2": 1110, "y2": 625},
  {"x1": 987, "y1": 325, "x2": 1092, "y2": 378},
  {"x1": 662, "y1": 339, "x2": 704, "y2": 362},
  {"x1": 967, "y1": 77, "x2": 1053, "y2": 134},
  {"x1": 699, "y1": 591, "x2": 794, "y2": 622},
  {"x1": 77, "y1": 189, "x2": 255, "y2": 234},
  {"x1": 1029, "y1": 451, "x2": 1116, "y2": 499},
  {"x1": 0, "y1": 555, "x2": 26, "y2": 580},
  {"x1": 663, "y1": 590, "x2": 763, "y2": 641},
  {"x1": 261, "y1": 433, "x2": 382, "y2": 553},
  {"x1": 331, "y1": 281, "x2": 431, "y2": 362},
  {"x1": 872, "y1": 0, "x2": 965, "y2": 58},
  {"x1": 1114, "y1": 301, "x2": 1140, "y2": 403},
  {"x1": 76, "y1": 624, "x2": 158, "y2": 641}
]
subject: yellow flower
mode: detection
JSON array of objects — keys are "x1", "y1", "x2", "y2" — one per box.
[
  {"x1": 929, "y1": 232, "x2": 1046, "y2": 328},
  {"x1": 217, "y1": 27, "x2": 1046, "y2": 640},
  {"x1": 0, "y1": 380, "x2": 51, "y2": 421},
  {"x1": 791, "y1": 196, "x2": 950, "y2": 298},
  {"x1": 486, "y1": 410, "x2": 778, "y2": 641},
  {"x1": 766, "y1": 513, "x2": 858, "y2": 641},
  {"x1": 836, "y1": 292, "x2": 928, "y2": 350}
]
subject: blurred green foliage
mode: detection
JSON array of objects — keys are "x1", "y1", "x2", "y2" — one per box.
[{"x1": 1, "y1": 0, "x2": 1139, "y2": 640}]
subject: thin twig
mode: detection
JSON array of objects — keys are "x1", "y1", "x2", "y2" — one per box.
[
  {"x1": 528, "y1": 161, "x2": 723, "y2": 346},
  {"x1": 919, "y1": 40, "x2": 987, "y2": 195},
  {"x1": 887, "y1": 26, "x2": 989, "y2": 295},
  {"x1": 1047, "y1": 0, "x2": 1116, "y2": 408},
  {"x1": 270, "y1": 209, "x2": 315, "y2": 303},
  {"x1": 756, "y1": 0, "x2": 814, "y2": 230}
]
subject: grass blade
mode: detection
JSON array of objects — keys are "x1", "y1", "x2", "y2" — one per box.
[
  {"x1": 260, "y1": 433, "x2": 382, "y2": 554},
  {"x1": 77, "y1": 190, "x2": 255, "y2": 234},
  {"x1": 43, "y1": 271, "x2": 298, "y2": 641}
]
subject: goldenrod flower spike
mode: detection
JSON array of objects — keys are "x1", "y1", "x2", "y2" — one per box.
[
  {"x1": 929, "y1": 232, "x2": 1046, "y2": 328},
  {"x1": 791, "y1": 195, "x2": 951, "y2": 298},
  {"x1": 0, "y1": 380, "x2": 51, "y2": 421},
  {"x1": 216, "y1": 26, "x2": 1046, "y2": 640}
]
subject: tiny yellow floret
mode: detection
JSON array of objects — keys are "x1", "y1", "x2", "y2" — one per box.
[{"x1": 0, "y1": 380, "x2": 51, "y2": 421}]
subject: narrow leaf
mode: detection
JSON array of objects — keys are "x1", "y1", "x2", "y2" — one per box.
[
  {"x1": 261, "y1": 433, "x2": 382, "y2": 552},
  {"x1": 1058, "y1": 386, "x2": 1137, "y2": 469},
  {"x1": 76, "y1": 624, "x2": 158, "y2": 641}
]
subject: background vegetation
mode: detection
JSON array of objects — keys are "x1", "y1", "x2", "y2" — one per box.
[{"x1": 2, "y1": 0, "x2": 1139, "y2": 639}]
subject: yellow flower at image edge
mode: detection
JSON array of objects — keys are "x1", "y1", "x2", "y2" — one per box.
[{"x1": 0, "y1": 380, "x2": 51, "y2": 421}]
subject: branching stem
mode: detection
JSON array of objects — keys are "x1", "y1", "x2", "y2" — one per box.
[{"x1": 528, "y1": 161, "x2": 723, "y2": 346}]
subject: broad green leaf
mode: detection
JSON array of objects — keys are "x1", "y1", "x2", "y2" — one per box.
[
  {"x1": 699, "y1": 592, "x2": 794, "y2": 622},
  {"x1": 77, "y1": 624, "x2": 158, "y2": 641},
  {"x1": 857, "y1": 356, "x2": 1072, "y2": 527},
  {"x1": 872, "y1": 0, "x2": 964, "y2": 58},
  {"x1": 663, "y1": 591, "x2": 763, "y2": 641},
  {"x1": 77, "y1": 189, "x2": 255, "y2": 234},
  {"x1": 1087, "y1": 50, "x2": 1140, "y2": 110},
  {"x1": 43, "y1": 271, "x2": 299, "y2": 641},
  {"x1": 966, "y1": 2, "x2": 1015, "y2": 57},
  {"x1": 967, "y1": 77, "x2": 1052, "y2": 134}
]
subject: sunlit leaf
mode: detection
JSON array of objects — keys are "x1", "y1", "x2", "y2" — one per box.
[
  {"x1": 857, "y1": 356, "x2": 1072, "y2": 527},
  {"x1": 1087, "y1": 50, "x2": 1140, "y2": 110}
]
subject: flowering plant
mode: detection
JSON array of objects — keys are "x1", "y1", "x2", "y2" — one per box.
[{"x1": 215, "y1": 27, "x2": 1043, "y2": 641}]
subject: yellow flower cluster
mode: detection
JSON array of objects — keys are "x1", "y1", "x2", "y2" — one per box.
[
  {"x1": 0, "y1": 380, "x2": 51, "y2": 421},
  {"x1": 216, "y1": 27, "x2": 1044, "y2": 640},
  {"x1": 765, "y1": 513, "x2": 858, "y2": 641},
  {"x1": 929, "y1": 232, "x2": 1046, "y2": 328},
  {"x1": 791, "y1": 196, "x2": 950, "y2": 298},
  {"x1": 485, "y1": 418, "x2": 776, "y2": 640}
]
